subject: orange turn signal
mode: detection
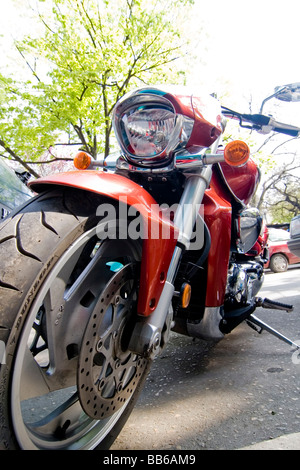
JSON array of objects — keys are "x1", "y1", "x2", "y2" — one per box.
[
  {"x1": 181, "y1": 282, "x2": 192, "y2": 309},
  {"x1": 74, "y1": 151, "x2": 92, "y2": 170},
  {"x1": 224, "y1": 140, "x2": 250, "y2": 167}
]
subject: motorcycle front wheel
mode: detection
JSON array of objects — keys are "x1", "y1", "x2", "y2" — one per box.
[{"x1": 0, "y1": 188, "x2": 150, "y2": 450}]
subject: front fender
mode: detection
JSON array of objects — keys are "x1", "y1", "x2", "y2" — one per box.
[{"x1": 30, "y1": 170, "x2": 178, "y2": 316}]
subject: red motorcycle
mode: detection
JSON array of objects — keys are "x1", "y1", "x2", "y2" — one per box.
[{"x1": 0, "y1": 83, "x2": 299, "y2": 450}]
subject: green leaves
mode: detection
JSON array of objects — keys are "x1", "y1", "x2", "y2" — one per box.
[
  {"x1": 0, "y1": 74, "x2": 59, "y2": 177},
  {"x1": 1, "y1": 0, "x2": 191, "y2": 174}
]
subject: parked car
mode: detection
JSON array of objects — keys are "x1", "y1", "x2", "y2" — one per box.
[
  {"x1": 0, "y1": 158, "x2": 32, "y2": 221},
  {"x1": 265, "y1": 227, "x2": 300, "y2": 272},
  {"x1": 288, "y1": 215, "x2": 300, "y2": 257}
]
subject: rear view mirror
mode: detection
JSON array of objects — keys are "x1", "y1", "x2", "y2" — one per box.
[
  {"x1": 274, "y1": 82, "x2": 300, "y2": 102},
  {"x1": 260, "y1": 82, "x2": 300, "y2": 114}
]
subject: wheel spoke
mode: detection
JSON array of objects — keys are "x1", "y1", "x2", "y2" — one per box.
[
  {"x1": 44, "y1": 245, "x2": 116, "y2": 378},
  {"x1": 20, "y1": 347, "x2": 51, "y2": 401},
  {"x1": 9, "y1": 220, "x2": 145, "y2": 449},
  {"x1": 27, "y1": 392, "x2": 81, "y2": 437}
]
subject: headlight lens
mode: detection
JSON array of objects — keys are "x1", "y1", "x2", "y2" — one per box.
[
  {"x1": 122, "y1": 106, "x2": 176, "y2": 157},
  {"x1": 113, "y1": 92, "x2": 192, "y2": 167}
]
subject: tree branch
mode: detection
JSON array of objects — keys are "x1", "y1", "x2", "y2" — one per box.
[
  {"x1": 14, "y1": 44, "x2": 41, "y2": 83},
  {"x1": 0, "y1": 139, "x2": 40, "y2": 178}
]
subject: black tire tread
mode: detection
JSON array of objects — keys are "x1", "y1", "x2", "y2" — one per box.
[
  {"x1": 0, "y1": 187, "x2": 149, "y2": 450},
  {"x1": 0, "y1": 189, "x2": 105, "y2": 449}
]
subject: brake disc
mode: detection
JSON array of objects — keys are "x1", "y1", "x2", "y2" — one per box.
[{"x1": 78, "y1": 264, "x2": 148, "y2": 419}]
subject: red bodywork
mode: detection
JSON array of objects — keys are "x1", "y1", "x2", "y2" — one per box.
[
  {"x1": 203, "y1": 159, "x2": 261, "y2": 306},
  {"x1": 30, "y1": 171, "x2": 178, "y2": 317},
  {"x1": 203, "y1": 187, "x2": 232, "y2": 306},
  {"x1": 31, "y1": 167, "x2": 232, "y2": 312},
  {"x1": 204, "y1": 166, "x2": 233, "y2": 307},
  {"x1": 30, "y1": 155, "x2": 261, "y2": 315},
  {"x1": 218, "y1": 159, "x2": 260, "y2": 205},
  {"x1": 30, "y1": 85, "x2": 262, "y2": 317},
  {"x1": 164, "y1": 92, "x2": 223, "y2": 149}
]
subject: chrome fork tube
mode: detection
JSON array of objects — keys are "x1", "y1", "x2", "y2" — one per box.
[
  {"x1": 174, "y1": 167, "x2": 212, "y2": 250},
  {"x1": 167, "y1": 166, "x2": 212, "y2": 283},
  {"x1": 129, "y1": 166, "x2": 213, "y2": 358}
]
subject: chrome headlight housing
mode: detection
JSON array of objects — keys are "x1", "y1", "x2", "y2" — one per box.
[{"x1": 112, "y1": 91, "x2": 193, "y2": 167}]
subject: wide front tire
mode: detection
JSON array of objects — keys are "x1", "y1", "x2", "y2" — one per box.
[{"x1": 0, "y1": 188, "x2": 150, "y2": 450}]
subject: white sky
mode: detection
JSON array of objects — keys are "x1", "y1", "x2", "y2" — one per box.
[
  {"x1": 186, "y1": 0, "x2": 300, "y2": 111},
  {"x1": 1, "y1": 0, "x2": 300, "y2": 120},
  {"x1": 1, "y1": 0, "x2": 300, "y2": 198}
]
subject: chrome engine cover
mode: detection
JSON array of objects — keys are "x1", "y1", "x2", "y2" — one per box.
[{"x1": 226, "y1": 261, "x2": 264, "y2": 305}]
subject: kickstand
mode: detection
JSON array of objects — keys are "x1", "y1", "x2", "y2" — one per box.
[{"x1": 247, "y1": 313, "x2": 300, "y2": 350}]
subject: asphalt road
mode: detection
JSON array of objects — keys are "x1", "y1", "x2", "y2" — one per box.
[{"x1": 111, "y1": 266, "x2": 300, "y2": 451}]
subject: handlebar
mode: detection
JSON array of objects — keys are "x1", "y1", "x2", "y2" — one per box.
[{"x1": 221, "y1": 106, "x2": 300, "y2": 137}]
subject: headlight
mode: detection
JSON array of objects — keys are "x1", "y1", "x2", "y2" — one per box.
[
  {"x1": 122, "y1": 105, "x2": 176, "y2": 157},
  {"x1": 113, "y1": 91, "x2": 193, "y2": 167}
]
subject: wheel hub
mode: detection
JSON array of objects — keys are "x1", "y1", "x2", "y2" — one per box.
[{"x1": 78, "y1": 264, "x2": 147, "y2": 419}]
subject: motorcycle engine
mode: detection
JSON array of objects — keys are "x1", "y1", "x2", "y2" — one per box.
[{"x1": 225, "y1": 261, "x2": 264, "y2": 306}]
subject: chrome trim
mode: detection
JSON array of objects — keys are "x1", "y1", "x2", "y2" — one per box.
[{"x1": 174, "y1": 167, "x2": 212, "y2": 250}]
